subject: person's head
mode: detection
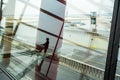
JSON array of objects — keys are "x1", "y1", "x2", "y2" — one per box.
[{"x1": 46, "y1": 38, "x2": 49, "y2": 41}]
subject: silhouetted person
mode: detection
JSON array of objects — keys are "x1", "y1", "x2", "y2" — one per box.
[{"x1": 43, "y1": 38, "x2": 49, "y2": 53}]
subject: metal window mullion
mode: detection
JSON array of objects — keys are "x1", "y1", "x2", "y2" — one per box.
[
  {"x1": 110, "y1": 4, "x2": 120, "y2": 79},
  {"x1": 104, "y1": 0, "x2": 120, "y2": 80}
]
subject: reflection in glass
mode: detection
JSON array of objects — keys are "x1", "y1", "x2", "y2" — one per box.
[
  {"x1": 0, "y1": 0, "x2": 116, "y2": 80},
  {"x1": 116, "y1": 41, "x2": 120, "y2": 79}
]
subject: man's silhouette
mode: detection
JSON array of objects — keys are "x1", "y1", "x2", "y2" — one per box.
[{"x1": 43, "y1": 38, "x2": 49, "y2": 53}]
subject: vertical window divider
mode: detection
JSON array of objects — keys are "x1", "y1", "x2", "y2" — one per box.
[{"x1": 104, "y1": 0, "x2": 120, "y2": 80}]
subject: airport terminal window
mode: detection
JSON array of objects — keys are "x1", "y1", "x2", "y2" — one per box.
[
  {"x1": 116, "y1": 44, "x2": 120, "y2": 79},
  {"x1": 0, "y1": 0, "x2": 118, "y2": 80}
]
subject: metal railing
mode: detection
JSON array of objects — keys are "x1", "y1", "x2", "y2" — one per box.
[{"x1": 59, "y1": 55, "x2": 120, "y2": 80}]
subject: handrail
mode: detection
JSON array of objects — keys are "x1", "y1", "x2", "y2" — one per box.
[{"x1": 59, "y1": 55, "x2": 120, "y2": 79}]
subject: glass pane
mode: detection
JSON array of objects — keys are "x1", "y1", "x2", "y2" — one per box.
[
  {"x1": 22, "y1": 5, "x2": 40, "y2": 26},
  {"x1": 0, "y1": 0, "x2": 116, "y2": 80},
  {"x1": 116, "y1": 42, "x2": 120, "y2": 79},
  {"x1": 59, "y1": 0, "x2": 115, "y2": 80},
  {"x1": 14, "y1": 0, "x2": 25, "y2": 19}
]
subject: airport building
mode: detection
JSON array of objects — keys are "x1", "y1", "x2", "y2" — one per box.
[{"x1": 0, "y1": 0, "x2": 119, "y2": 80}]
